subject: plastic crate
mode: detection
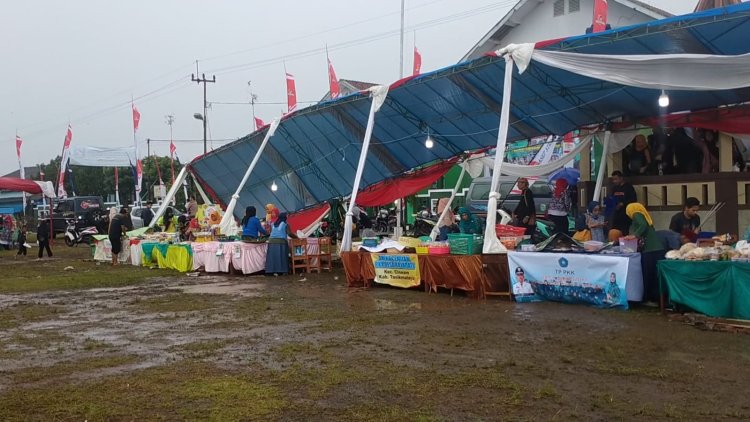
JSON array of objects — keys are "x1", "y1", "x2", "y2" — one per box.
[
  {"x1": 428, "y1": 245, "x2": 450, "y2": 255},
  {"x1": 447, "y1": 233, "x2": 483, "y2": 255},
  {"x1": 415, "y1": 245, "x2": 429, "y2": 254},
  {"x1": 362, "y1": 237, "x2": 379, "y2": 248},
  {"x1": 495, "y1": 224, "x2": 526, "y2": 237}
]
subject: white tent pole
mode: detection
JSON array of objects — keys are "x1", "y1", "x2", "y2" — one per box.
[
  {"x1": 340, "y1": 86, "x2": 389, "y2": 253},
  {"x1": 219, "y1": 119, "x2": 280, "y2": 234},
  {"x1": 592, "y1": 130, "x2": 612, "y2": 203},
  {"x1": 482, "y1": 55, "x2": 515, "y2": 254},
  {"x1": 192, "y1": 173, "x2": 212, "y2": 205},
  {"x1": 430, "y1": 164, "x2": 466, "y2": 241},
  {"x1": 149, "y1": 166, "x2": 188, "y2": 229}
]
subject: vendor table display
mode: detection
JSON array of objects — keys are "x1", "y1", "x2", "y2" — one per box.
[
  {"x1": 507, "y1": 252, "x2": 643, "y2": 308},
  {"x1": 341, "y1": 251, "x2": 508, "y2": 299},
  {"x1": 92, "y1": 235, "x2": 131, "y2": 263},
  {"x1": 191, "y1": 241, "x2": 268, "y2": 274},
  {"x1": 658, "y1": 260, "x2": 750, "y2": 319},
  {"x1": 139, "y1": 241, "x2": 193, "y2": 272}
]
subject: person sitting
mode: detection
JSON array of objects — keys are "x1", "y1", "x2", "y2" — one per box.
[
  {"x1": 669, "y1": 197, "x2": 701, "y2": 244},
  {"x1": 458, "y1": 207, "x2": 481, "y2": 235},
  {"x1": 158, "y1": 208, "x2": 178, "y2": 233},
  {"x1": 241, "y1": 206, "x2": 267, "y2": 241},
  {"x1": 586, "y1": 201, "x2": 607, "y2": 243},
  {"x1": 436, "y1": 197, "x2": 458, "y2": 241},
  {"x1": 624, "y1": 134, "x2": 652, "y2": 176},
  {"x1": 265, "y1": 212, "x2": 297, "y2": 275}
]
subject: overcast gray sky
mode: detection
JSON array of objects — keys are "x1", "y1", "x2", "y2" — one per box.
[{"x1": 2, "y1": 0, "x2": 697, "y2": 175}]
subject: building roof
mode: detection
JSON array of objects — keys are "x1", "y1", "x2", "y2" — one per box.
[
  {"x1": 320, "y1": 79, "x2": 379, "y2": 102},
  {"x1": 461, "y1": 0, "x2": 676, "y2": 62},
  {"x1": 2, "y1": 166, "x2": 41, "y2": 179}
]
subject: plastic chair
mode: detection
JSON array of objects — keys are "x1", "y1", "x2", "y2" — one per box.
[{"x1": 289, "y1": 238, "x2": 311, "y2": 274}]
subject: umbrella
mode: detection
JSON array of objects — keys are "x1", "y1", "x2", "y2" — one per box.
[{"x1": 548, "y1": 168, "x2": 580, "y2": 185}]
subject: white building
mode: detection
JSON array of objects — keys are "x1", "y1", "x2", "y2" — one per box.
[{"x1": 462, "y1": 0, "x2": 675, "y2": 61}]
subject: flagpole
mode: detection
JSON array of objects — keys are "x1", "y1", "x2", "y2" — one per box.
[{"x1": 399, "y1": 0, "x2": 405, "y2": 79}]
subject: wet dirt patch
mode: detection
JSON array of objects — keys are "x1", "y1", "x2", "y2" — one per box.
[{"x1": 169, "y1": 280, "x2": 265, "y2": 297}]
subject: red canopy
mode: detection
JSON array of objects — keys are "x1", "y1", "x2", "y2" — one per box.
[
  {"x1": 288, "y1": 202, "x2": 330, "y2": 233},
  {"x1": 355, "y1": 158, "x2": 458, "y2": 207},
  {"x1": 0, "y1": 177, "x2": 45, "y2": 195}
]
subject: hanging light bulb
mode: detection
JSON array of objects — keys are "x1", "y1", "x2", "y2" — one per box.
[
  {"x1": 271, "y1": 181, "x2": 278, "y2": 191},
  {"x1": 425, "y1": 129, "x2": 434, "y2": 149},
  {"x1": 658, "y1": 90, "x2": 669, "y2": 108}
]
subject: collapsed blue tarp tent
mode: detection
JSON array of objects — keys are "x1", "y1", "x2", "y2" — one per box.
[{"x1": 191, "y1": 3, "x2": 750, "y2": 217}]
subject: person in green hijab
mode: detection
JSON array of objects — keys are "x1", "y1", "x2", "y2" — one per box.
[{"x1": 458, "y1": 207, "x2": 482, "y2": 235}]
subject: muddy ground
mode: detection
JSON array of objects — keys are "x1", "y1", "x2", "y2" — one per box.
[{"x1": 1, "y1": 247, "x2": 749, "y2": 421}]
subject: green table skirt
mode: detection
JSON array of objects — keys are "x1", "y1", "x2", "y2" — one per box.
[{"x1": 658, "y1": 260, "x2": 750, "y2": 319}]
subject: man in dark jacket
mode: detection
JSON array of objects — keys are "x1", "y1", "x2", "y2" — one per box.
[
  {"x1": 108, "y1": 207, "x2": 132, "y2": 266},
  {"x1": 610, "y1": 171, "x2": 637, "y2": 237},
  {"x1": 141, "y1": 202, "x2": 154, "y2": 227},
  {"x1": 37, "y1": 219, "x2": 53, "y2": 259}
]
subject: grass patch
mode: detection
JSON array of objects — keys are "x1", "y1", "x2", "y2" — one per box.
[
  {"x1": 167, "y1": 339, "x2": 229, "y2": 359},
  {"x1": 11, "y1": 330, "x2": 72, "y2": 349},
  {"x1": 9, "y1": 354, "x2": 141, "y2": 384},
  {"x1": 0, "y1": 362, "x2": 286, "y2": 421},
  {"x1": 0, "y1": 247, "x2": 172, "y2": 294},
  {"x1": 82, "y1": 337, "x2": 114, "y2": 351},
  {"x1": 0, "y1": 303, "x2": 62, "y2": 330}
]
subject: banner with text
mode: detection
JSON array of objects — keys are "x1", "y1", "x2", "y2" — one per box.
[
  {"x1": 507, "y1": 252, "x2": 629, "y2": 309},
  {"x1": 371, "y1": 254, "x2": 421, "y2": 288}
]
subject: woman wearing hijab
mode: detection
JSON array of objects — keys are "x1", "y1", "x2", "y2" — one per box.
[
  {"x1": 158, "y1": 208, "x2": 178, "y2": 233},
  {"x1": 548, "y1": 179, "x2": 570, "y2": 235},
  {"x1": 241, "y1": 206, "x2": 267, "y2": 240},
  {"x1": 458, "y1": 207, "x2": 481, "y2": 235},
  {"x1": 265, "y1": 212, "x2": 297, "y2": 275},
  {"x1": 625, "y1": 203, "x2": 665, "y2": 304}
]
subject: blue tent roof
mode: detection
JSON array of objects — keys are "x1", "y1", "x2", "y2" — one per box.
[{"x1": 192, "y1": 3, "x2": 750, "y2": 216}]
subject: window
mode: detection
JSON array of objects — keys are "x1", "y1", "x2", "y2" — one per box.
[
  {"x1": 569, "y1": 0, "x2": 580, "y2": 13},
  {"x1": 553, "y1": 0, "x2": 565, "y2": 17}
]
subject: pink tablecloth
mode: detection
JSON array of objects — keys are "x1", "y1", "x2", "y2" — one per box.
[{"x1": 190, "y1": 241, "x2": 267, "y2": 274}]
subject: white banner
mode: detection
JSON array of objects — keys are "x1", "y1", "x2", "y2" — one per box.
[
  {"x1": 68, "y1": 145, "x2": 137, "y2": 167},
  {"x1": 507, "y1": 252, "x2": 631, "y2": 309}
]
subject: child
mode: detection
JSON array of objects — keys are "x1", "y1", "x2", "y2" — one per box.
[
  {"x1": 16, "y1": 224, "x2": 28, "y2": 257},
  {"x1": 586, "y1": 201, "x2": 607, "y2": 243}
]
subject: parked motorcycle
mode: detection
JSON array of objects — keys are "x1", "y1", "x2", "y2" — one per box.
[
  {"x1": 375, "y1": 208, "x2": 397, "y2": 234},
  {"x1": 64, "y1": 217, "x2": 100, "y2": 247},
  {"x1": 409, "y1": 210, "x2": 438, "y2": 237}
]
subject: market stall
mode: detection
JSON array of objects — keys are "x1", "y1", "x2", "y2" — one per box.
[{"x1": 191, "y1": 241, "x2": 268, "y2": 274}]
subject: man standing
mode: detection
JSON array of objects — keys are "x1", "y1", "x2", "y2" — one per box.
[
  {"x1": 108, "y1": 207, "x2": 132, "y2": 266},
  {"x1": 37, "y1": 218, "x2": 53, "y2": 259},
  {"x1": 669, "y1": 197, "x2": 701, "y2": 244},
  {"x1": 513, "y1": 178, "x2": 536, "y2": 236},
  {"x1": 142, "y1": 201, "x2": 154, "y2": 228},
  {"x1": 609, "y1": 171, "x2": 637, "y2": 239}
]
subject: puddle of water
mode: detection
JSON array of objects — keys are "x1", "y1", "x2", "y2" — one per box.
[{"x1": 170, "y1": 282, "x2": 265, "y2": 297}]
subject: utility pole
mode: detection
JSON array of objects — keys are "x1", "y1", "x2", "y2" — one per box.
[
  {"x1": 191, "y1": 62, "x2": 216, "y2": 154},
  {"x1": 247, "y1": 81, "x2": 258, "y2": 123}
]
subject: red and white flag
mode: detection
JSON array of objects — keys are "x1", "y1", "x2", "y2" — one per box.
[
  {"x1": 286, "y1": 72, "x2": 297, "y2": 113},
  {"x1": 15, "y1": 135, "x2": 22, "y2": 162},
  {"x1": 16, "y1": 135, "x2": 26, "y2": 209},
  {"x1": 169, "y1": 141, "x2": 176, "y2": 185},
  {"x1": 58, "y1": 125, "x2": 73, "y2": 198},
  {"x1": 132, "y1": 104, "x2": 143, "y2": 198},
  {"x1": 132, "y1": 105, "x2": 141, "y2": 131},
  {"x1": 413, "y1": 46, "x2": 422, "y2": 76},
  {"x1": 592, "y1": 0, "x2": 609, "y2": 33},
  {"x1": 327, "y1": 58, "x2": 341, "y2": 99},
  {"x1": 254, "y1": 117, "x2": 266, "y2": 130}
]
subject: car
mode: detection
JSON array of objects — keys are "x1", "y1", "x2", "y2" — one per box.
[
  {"x1": 466, "y1": 176, "x2": 552, "y2": 219},
  {"x1": 46, "y1": 196, "x2": 105, "y2": 234},
  {"x1": 130, "y1": 205, "x2": 183, "y2": 229}
]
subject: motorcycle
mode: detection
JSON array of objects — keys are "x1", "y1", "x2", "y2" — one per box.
[
  {"x1": 375, "y1": 208, "x2": 397, "y2": 234},
  {"x1": 409, "y1": 209, "x2": 438, "y2": 237},
  {"x1": 64, "y1": 216, "x2": 100, "y2": 247}
]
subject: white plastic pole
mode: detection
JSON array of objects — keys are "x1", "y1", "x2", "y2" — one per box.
[
  {"x1": 149, "y1": 166, "x2": 188, "y2": 229},
  {"x1": 482, "y1": 55, "x2": 515, "y2": 254},
  {"x1": 592, "y1": 130, "x2": 612, "y2": 203},
  {"x1": 218, "y1": 119, "x2": 280, "y2": 235},
  {"x1": 430, "y1": 164, "x2": 466, "y2": 241},
  {"x1": 340, "y1": 86, "x2": 389, "y2": 253}
]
